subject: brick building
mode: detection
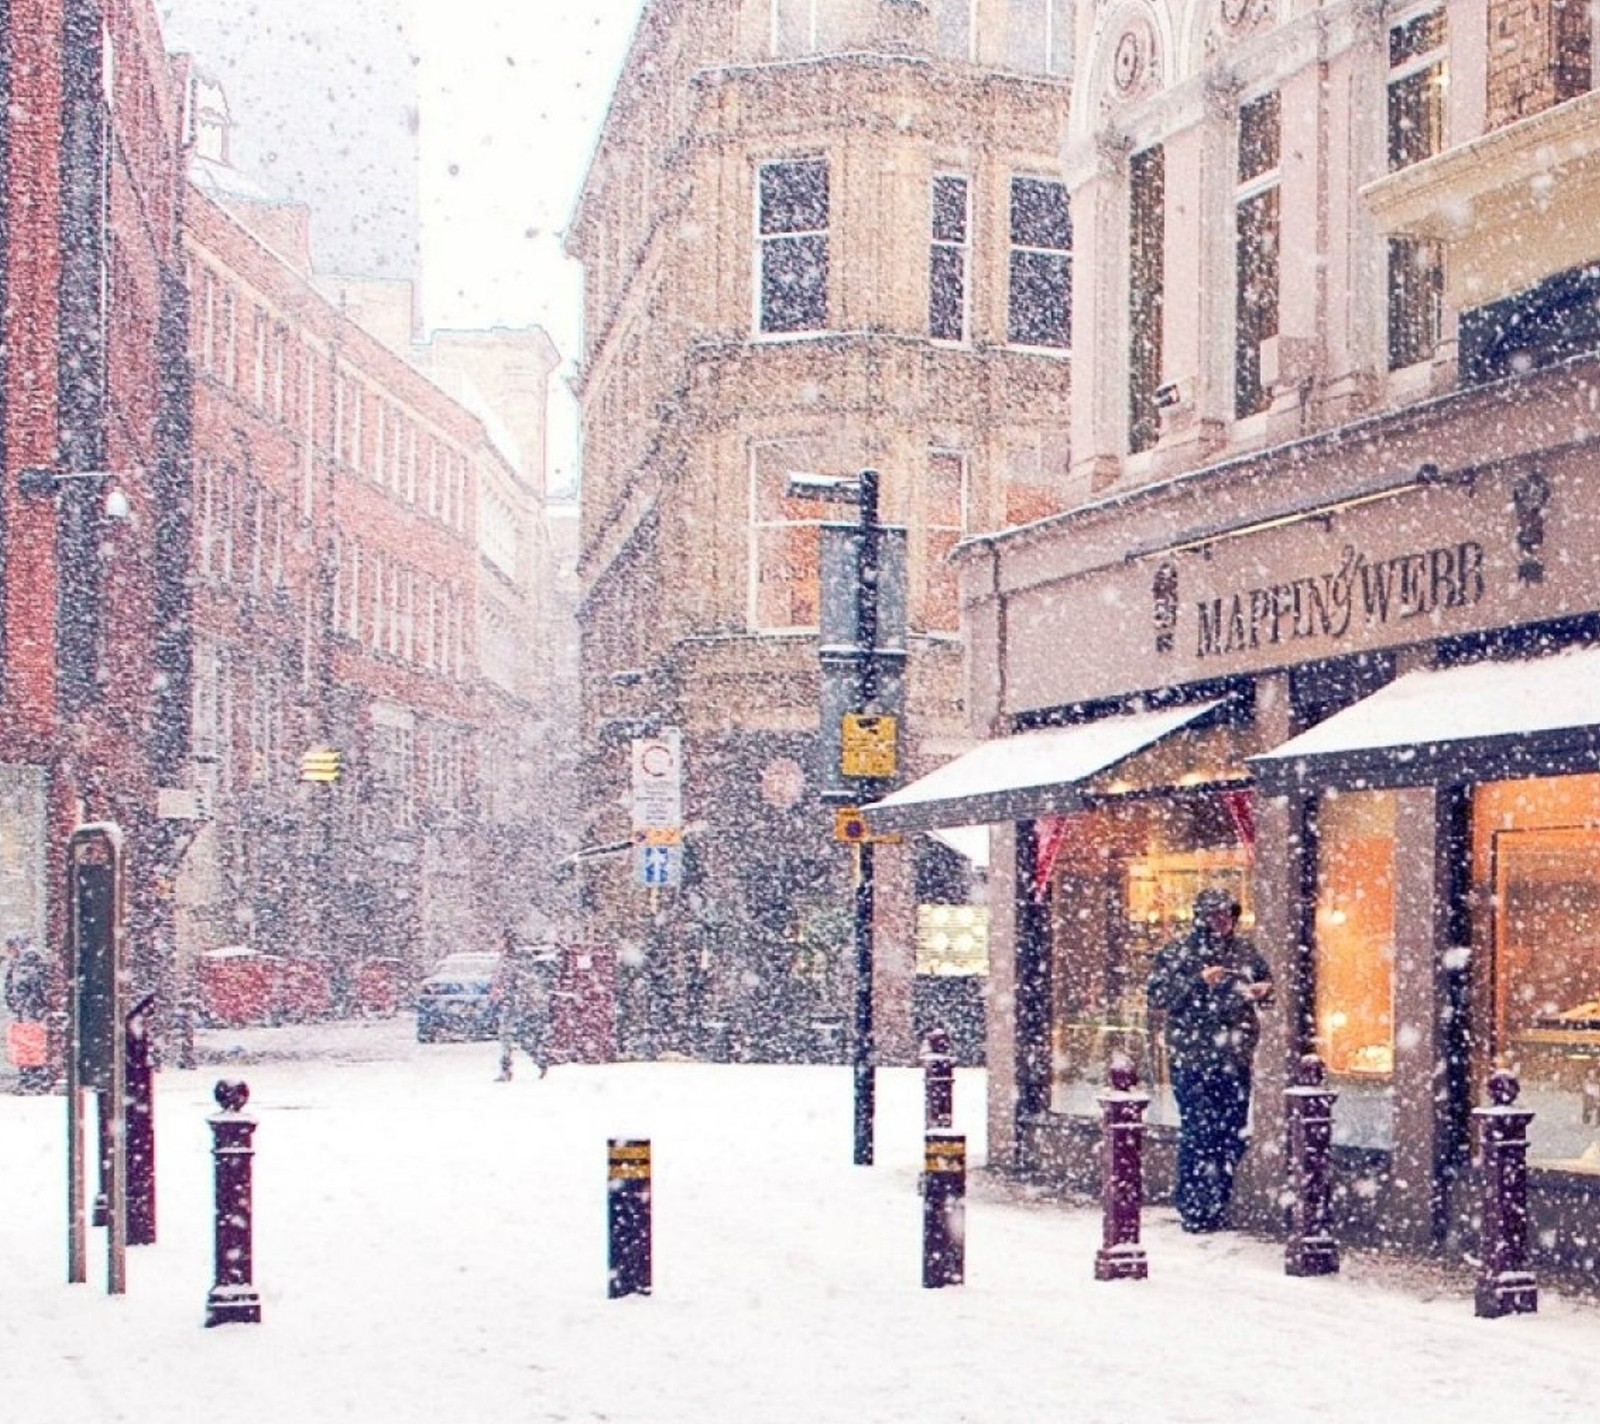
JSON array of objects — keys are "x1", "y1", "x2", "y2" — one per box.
[
  {"x1": 177, "y1": 96, "x2": 560, "y2": 996},
  {"x1": 0, "y1": 0, "x2": 189, "y2": 1031},
  {"x1": 866, "y1": 0, "x2": 1600, "y2": 1271},
  {"x1": 568, "y1": 0, "x2": 1075, "y2": 1061}
]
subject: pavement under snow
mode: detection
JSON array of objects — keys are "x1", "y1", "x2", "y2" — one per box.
[{"x1": 3, "y1": 1018, "x2": 1598, "y2": 1423}]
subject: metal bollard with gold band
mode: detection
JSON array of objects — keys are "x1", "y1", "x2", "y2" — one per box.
[
  {"x1": 607, "y1": 1138, "x2": 652, "y2": 1298},
  {"x1": 921, "y1": 1131, "x2": 966, "y2": 1288}
]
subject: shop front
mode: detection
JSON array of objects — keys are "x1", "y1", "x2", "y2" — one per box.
[{"x1": 866, "y1": 432, "x2": 1600, "y2": 1268}]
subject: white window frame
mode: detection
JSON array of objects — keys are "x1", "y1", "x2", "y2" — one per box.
[
  {"x1": 754, "y1": 156, "x2": 831, "y2": 337},
  {"x1": 929, "y1": 173, "x2": 972, "y2": 345},
  {"x1": 1007, "y1": 174, "x2": 1072, "y2": 352},
  {"x1": 747, "y1": 439, "x2": 824, "y2": 633}
]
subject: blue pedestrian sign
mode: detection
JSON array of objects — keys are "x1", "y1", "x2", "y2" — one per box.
[{"x1": 634, "y1": 842, "x2": 681, "y2": 888}]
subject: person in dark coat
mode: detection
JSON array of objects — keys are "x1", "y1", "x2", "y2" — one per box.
[
  {"x1": 494, "y1": 937, "x2": 553, "y2": 1082},
  {"x1": 1146, "y1": 889, "x2": 1273, "y2": 1233}
]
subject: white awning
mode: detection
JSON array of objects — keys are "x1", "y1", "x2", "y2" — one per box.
[
  {"x1": 1251, "y1": 645, "x2": 1600, "y2": 792},
  {"x1": 862, "y1": 700, "x2": 1227, "y2": 835}
]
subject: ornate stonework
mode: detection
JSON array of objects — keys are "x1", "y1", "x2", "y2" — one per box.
[{"x1": 1101, "y1": 9, "x2": 1164, "y2": 115}]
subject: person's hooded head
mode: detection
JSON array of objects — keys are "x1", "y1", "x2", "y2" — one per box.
[{"x1": 1193, "y1": 888, "x2": 1239, "y2": 933}]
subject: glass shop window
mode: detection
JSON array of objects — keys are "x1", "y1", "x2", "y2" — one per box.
[
  {"x1": 1047, "y1": 794, "x2": 1254, "y2": 1128},
  {"x1": 1313, "y1": 789, "x2": 1397, "y2": 1150},
  {"x1": 1476, "y1": 775, "x2": 1600, "y2": 1169}
]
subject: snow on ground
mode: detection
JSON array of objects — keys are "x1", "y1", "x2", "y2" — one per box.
[{"x1": 4, "y1": 1018, "x2": 1599, "y2": 1424}]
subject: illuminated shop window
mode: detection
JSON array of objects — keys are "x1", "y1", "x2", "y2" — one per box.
[
  {"x1": 1047, "y1": 792, "x2": 1254, "y2": 1127},
  {"x1": 1476, "y1": 775, "x2": 1600, "y2": 1169},
  {"x1": 916, "y1": 904, "x2": 989, "y2": 977},
  {"x1": 1313, "y1": 789, "x2": 1397, "y2": 1152}
]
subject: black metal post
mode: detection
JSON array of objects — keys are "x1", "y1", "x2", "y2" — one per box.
[
  {"x1": 607, "y1": 1138, "x2": 652, "y2": 1298},
  {"x1": 1474, "y1": 1068, "x2": 1537, "y2": 1319},
  {"x1": 205, "y1": 1079, "x2": 261, "y2": 1327},
  {"x1": 125, "y1": 993, "x2": 157, "y2": 1247},
  {"x1": 852, "y1": 469, "x2": 880, "y2": 1169},
  {"x1": 921, "y1": 1131, "x2": 965, "y2": 1288}
]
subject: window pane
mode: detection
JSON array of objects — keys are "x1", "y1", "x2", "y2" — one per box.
[
  {"x1": 1009, "y1": 251, "x2": 1070, "y2": 346},
  {"x1": 1388, "y1": 65, "x2": 1445, "y2": 170},
  {"x1": 1238, "y1": 92, "x2": 1280, "y2": 184},
  {"x1": 772, "y1": 0, "x2": 811, "y2": 56},
  {"x1": 932, "y1": 0, "x2": 972, "y2": 60},
  {"x1": 1004, "y1": 0, "x2": 1047, "y2": 72},
  {"x1": 1234, "y1": 187, "x2": 1279, "y2": 417},
  {"x1": 1010, "y1": 176, "x2": 1071, "y2": 249},
  {"x1": 1315, "y1": 789, "x2": 1397, "y2": 1150},
  {"x1": 1389, "y1": 8, "x2": 1445, "y2": 67},
  {"x1": 1387, "y1": 236, "x2": 1442, "y2": 370},
  {"x1": 1476, "y1": 776, "x2": 1600, "y2": 1165},
  {"x1": 932, "y1": 175, "x2": 968, "y2": 244},
  {"x1": 930, "y1": 245, "x2": 966, "y2": 341},
  {"x1": 760, "y1": 159, "x2": 828, "y2": 235},
  {"x1": 753, "y1": 524, "x2": 822, "y2": 628},
  {"x1": 761, "y1": 233, "x2": 829, "y2": 332}
]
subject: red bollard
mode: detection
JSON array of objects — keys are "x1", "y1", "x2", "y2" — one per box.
[
  {"x1": 921, "y1": 1131, "x2": 965, "y2": 1288},
  {"x1": 1094, "y1": 1053, "x2": 1149, "y2": 1281},
  {"x1": 1285, "y1": 1053, "x2": 1339, "y2": 1277},
  {"x1": 921, "y1": 1028, "x2": 953, "y2": 1131},
  {"x1": 1474, "y1": 1068, "x2": 1538, "y2": 1319},
  {"x1": 205, "y1": 1079, "x2": 262, "y2": 1327},
  {"x1": 126, "y1": 994, "x2": 157, "y2": 1247}
]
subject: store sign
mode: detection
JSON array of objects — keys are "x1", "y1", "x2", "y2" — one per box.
[{"x1": 1193, "y1": 539, "x2": 1486, "y2": 660}]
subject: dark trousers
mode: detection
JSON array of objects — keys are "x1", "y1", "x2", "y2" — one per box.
[{"x1": 1171, "y1": 1057, "x2": 1254, "y2": 1231}]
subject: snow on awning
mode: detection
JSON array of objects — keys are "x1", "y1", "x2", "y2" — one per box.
[
  {"x1": 1251, "y1": 645, "x2": 1600, "y2": 794},
  {"x1": 862, "y1": 700, "x2": 1227, "y2": 835},
  {"x1": 928, "y1": 825, "x2": 990, "y2": 870}
]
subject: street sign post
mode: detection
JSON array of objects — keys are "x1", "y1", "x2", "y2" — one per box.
[
  {"x1": 65, "y1": 822, "x2": 126, "y2": 1295},
  {"x1": 631, "y1": 730, "x2": 683, "y2": 888},
  {"x1": 787, "y1": 469, "x2": 908, "y2": 1168}
]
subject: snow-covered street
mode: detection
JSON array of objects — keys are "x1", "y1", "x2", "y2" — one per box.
[{"x1": 4, "y1": 1020, "x2": 1598, "y2": 1424}]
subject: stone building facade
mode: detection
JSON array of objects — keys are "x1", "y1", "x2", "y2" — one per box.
[
  {"x1": 868, "y1": 0, "x2": 1600, "y2": 1270},
  {"x1": 567, "y1": 0, "x2": 1075, "y2": 1061}
]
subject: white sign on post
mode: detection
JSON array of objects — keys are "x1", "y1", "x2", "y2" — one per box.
[
  {"x1": 630, "y1": 729, "x2": 683, "y2": 829},
  {"x1": 631, "y1": 730, "x2": 683, "y2": 886}
]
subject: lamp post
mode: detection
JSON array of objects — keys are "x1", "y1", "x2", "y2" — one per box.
[
  {"x1": 17, "y1": 467, "x2": 133, "y2": 520},
  {"x1": 786, "y1": 469, "x2": 903, "y2": 1166}
]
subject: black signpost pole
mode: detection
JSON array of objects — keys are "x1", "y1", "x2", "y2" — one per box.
[
  {"x1": 851, "y1": 470, "x2": 880, "y2": 1168},
  {"x1": 64, "y1": 823, "x2": 126, "y2": 1294}
]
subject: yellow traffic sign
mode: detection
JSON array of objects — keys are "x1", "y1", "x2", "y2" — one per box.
[
  {"x1": 841, "y1": 713, "x2": 897, "y2": 779},
  {"x1": 299, "y1": 747, "x2": 342, "y2": 784},
  {"x1": 633, "y1": 826, "x2": 684, "y2": 846}
]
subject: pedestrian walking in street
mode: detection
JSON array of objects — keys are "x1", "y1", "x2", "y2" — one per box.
[
  {"x1": 4, "y1": 935, "x2": 53, "y2": 1094},
  {"x1": 1146, "y1": 889, "x2": 1273, "y2": 1233},
  {"x1": 493, "y1": 936, "x2": 554, "y2": 1082}
]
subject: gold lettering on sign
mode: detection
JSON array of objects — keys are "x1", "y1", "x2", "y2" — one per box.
[{"x1": 1195, "y1": 541, "x2": 1485, "y2": 658}]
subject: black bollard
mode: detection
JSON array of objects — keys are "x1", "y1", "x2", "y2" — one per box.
[
  {"x1": 126, "y1": 994, "x2": 157, "y2": 1247},
  {"x1": 922, "y1": 1028, "x2": 954, "y2": 1131},
  {"x1": 608, "y1": 1138, "x2": 652, "y2": 1298},
  {"x1": 1285, "y1": 1053, "x2": 1338, "y2": 1277},
  {"x1": 205, "y1": 1079, "x2": 261, "y2": 1327},
  {"x1": 1474, "y1": 1068, "x2": 1537, "y2": 1319},
  {"x1": 921, "y1": 1131, "x2": 965, "y2": 1288},
  {"x1": 1094, "y1": 1054, "x2": 1149, "y2": 1281}
]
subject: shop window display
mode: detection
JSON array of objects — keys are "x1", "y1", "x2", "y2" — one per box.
[
  {"x1": 1313, "y1": 789, "x2": 1398, "y2": 1150},
  {"x1": 1476, "y1": 776, "x2": 1600, "y2": 1169},
  {"x1": 1048, "y1": 794, "x2": 1252, "y2": 1126}
]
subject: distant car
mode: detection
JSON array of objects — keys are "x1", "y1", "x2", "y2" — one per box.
[{"x1": 415, "y1": 952, "x2": 502, "y2": 1043}]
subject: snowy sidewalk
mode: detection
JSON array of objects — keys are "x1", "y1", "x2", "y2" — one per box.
[{"x1": 3, "y1": 1021, "x2": 1598, "y2": 1424}]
